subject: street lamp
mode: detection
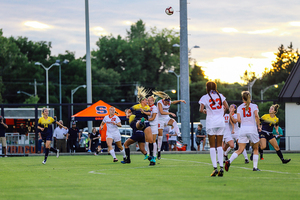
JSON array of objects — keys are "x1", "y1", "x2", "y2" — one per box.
[
  {"x1": 35, "y1": 62, "x2": 60, "y2": 107},
  {"x1": 71, "y1": 85, "x2": 87, "y2": 116},
  {"x1": 55, "y1": 59, "x2": 69, "y2": 120},
  {"x1": 17, "y1": 90, "x2": 33, "y2": 97},
  {"x1": 261, "y1": 84, "x2": 279, "y2": 103},
  {"x1": 172, "y1": 44, "x2": 200, "y2": 54},
  {"x1": 168, "y1": 70, "x2": 180, "y2": 122},
  {"x1": 163, "y1": 89, "x2": 176, "y2": 94},
  {"x1": 248, "y1": 78, "x2": 258, "y2": 100}
]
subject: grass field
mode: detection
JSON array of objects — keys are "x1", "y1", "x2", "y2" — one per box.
[{"x1": 0, "y1": 152, "x2": 299, "y2": 200}]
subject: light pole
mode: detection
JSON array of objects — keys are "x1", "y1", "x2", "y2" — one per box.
[
  {"x1": 35, "y1": 62, "x2": 60, "y2": 107},
  {"x1": 163, "y1": 89, "x2": 176, "y2": 94},
  {"x1": 172, "y1": 44, "x2": 200, "y2": 54},
  {"x1": 168, "y1": 70, "x2": 180, "y2": 122},
  {"x1": 55, "y1": 59, "x2": 69, "y2": 120},
  {"x1": 261, "y1": 84, "x2": 279, "y2": 103},
  {"x1": 17, "y1": 90, "x2": 33, "y2": 97},
  {"x1": 248, "y1": 78, "x2": 257, "y2": 100},
  {"x1": 71, "y1": 85, "x2": 87, "y2": 116}
]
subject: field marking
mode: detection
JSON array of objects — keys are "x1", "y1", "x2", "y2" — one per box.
[{"x1": 163, "y1": 158, "x2": 300, "y2": 175}]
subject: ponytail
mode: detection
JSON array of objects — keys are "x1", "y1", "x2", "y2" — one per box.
[
  {"x1": 242, "y1": 91, "x2": 251, "y2": 111},
  {"x1": 206, "y1": 81, "x2": 222, "y2": 106},
  {"x1": 272, "y1": 104, "x2": 280, "y2": 114}
]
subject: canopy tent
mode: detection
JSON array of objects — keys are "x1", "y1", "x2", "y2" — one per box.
[{"x1": 71, "y1": 100, "x2": 127, "y2": 121}]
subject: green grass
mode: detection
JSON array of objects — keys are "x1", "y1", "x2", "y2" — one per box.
[{"x1": 0, "y1": 153, "x2": 299, "y2": 200}]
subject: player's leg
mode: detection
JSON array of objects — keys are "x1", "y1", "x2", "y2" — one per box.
[
  {"x1": 106, "y1": 138, "x2": 117, "y2": 162},
  {"x1": 269, "y1": 137, "x2": 291, "y2": 163}
]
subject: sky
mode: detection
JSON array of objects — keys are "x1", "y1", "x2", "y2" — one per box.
[{"x1": 1, "y1": 0, "x2": 300, "y2": 84}]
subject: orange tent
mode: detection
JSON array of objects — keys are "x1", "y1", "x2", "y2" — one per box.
[{"x1": 71, "y1": 100, "x2": 126, "y2": 121}]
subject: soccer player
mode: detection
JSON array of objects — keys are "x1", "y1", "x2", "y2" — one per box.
[
  {"x1": 225, "y1": 91, "x2": 261, "y2": 172},
  {"x1": 223, "y1": 108, "x2": 235, "y2": 161},
  {"x1": 100, "y1": 106, "x2": 126, "y2": 162},
  {"x1": 259, "y1": 104, "x2": 291, "y2": 164},
  {"x1": 152, "y1": 91, "x2": 186, "y2": 160},
  {"x1": 37, "y1": 108, "x2": 67, "y2": 164},
  {"x1": 199, "y1": 81, "x2": 228, "y2": 177}
]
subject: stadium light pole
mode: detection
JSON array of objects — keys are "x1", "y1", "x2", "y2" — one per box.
[
  {"x1": 71, "y1": 85, "x2": 87, "y2": 116},
  {"x1": 248, "y1": 78, "x2": 257, "y2": 100},
  {"x1": 168, "y1": 70, "x2": 180, "y2": 123},
  {"x1": 172, "y1": 44, "x2": 200, "y2": 54},
  {"x1": 17, "y1": 90, "x2": 33, "y2": 97},
  {"x1": 35, "y1": 62, "x2": 60, "y2": 108},
  {"x1": 261, "y1": 84, "x2": 279, "y2": 104}
]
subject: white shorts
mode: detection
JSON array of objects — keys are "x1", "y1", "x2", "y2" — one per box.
[
  {"x1": 223, "y1": 131, "x2": 233, "y2": 143},
  {"x1": 238, "y1": 126, "x2": 259, "y2": 144},
  {"x1": 158, "y1": 117, "x2": 171, "y2": 130},
  {"x1": 150, "y1": 124, "x2": 158, "y2": 135},
  {"x1": 232, "y1": 133, "x2": 239, "y2": 141},
  {"x1": 206, "y1": 127, "x2": 225, "y2": 136},
  {"x1": 106, "y1": 133, "x2": 121, "y2": 142}
]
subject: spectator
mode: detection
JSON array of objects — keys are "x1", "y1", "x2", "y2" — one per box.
[
  {"x1": 0, "y1": 116, "x2": 8, "y2": 157},
  {"x1": 99, "y1": 123, "x2": 107, "y2": 153},
  {"x1": 37, "y1": 131, "x2": 43, "y2": 154},
  {"x1": 168, "y1": 125, "x2": 177, "y2": 151},
  {"x1": 53, "y1": 120, "x2": 68, "y2": 153},
  {"x1": 196, "y1": 124, "x2": 206, "y2": 151},
  {"x1": 67, "y1": 121, "x2": 81, "y2": 153},
  {"x1": 88, "y1": 127, "x2": 100, "y2": 155},
  {"x1": 161, "y1": 125, "x2": 169, "y2": 151},
  {"x1": 269, "y1": 125, "x2": 283, "y2": 151},
  {"x1": 18, "y1": 123, "x2": 27, "y2": 135}
]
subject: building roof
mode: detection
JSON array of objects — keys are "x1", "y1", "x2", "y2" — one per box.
[{"x1": 278, "y1": 57, "x2": 300, "y2": 102}]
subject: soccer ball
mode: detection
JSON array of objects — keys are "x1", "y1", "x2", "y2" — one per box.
[{"x1": 165, "y1": 7, "x2": 174, "y2": 15}]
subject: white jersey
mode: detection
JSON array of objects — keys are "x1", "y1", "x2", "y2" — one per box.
[
  {"x1": 224, "y1": 114, "x2": 231, "y2": 135},
  {"x1": 230, "y1": 113, "x2": 240, "y2": 134},
  {"x1": 199, "y1": 92, "x2": 226, "y2": 129},
  {"x1": 148, "y1": 104, "x2": 158, "y2": 126},
  {"x1": 157, "y1": 99, "x2": 171, "y2": 120},
  {"x1": 103, "y1": 115, "x2": 121, "y2": 135},
  {"x1": 237, "y1": 103, "x2": 259, "y2": 127}
]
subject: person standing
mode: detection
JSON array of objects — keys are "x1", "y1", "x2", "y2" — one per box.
[
  {"x1": 199, "y1": 81, "x2": 229, "y2": 177},
  {"x1": 99, "y1": 123, "x2": 107, "y2": 153},
  {"x1": 269, "y1": 125, "x2": 283, "y2": 150},
  {"x1": 168, "y1": 125, "x2": 177, "y2": 151},
  {"x1": 0, "y1": 116, "x2": 8, "y2": 157},
  {"x1": 53, "y1": 120, "x2": 68, "y2": 153},
  {"x1": 195, "y1": 124, "x2": 206, "y2": 151},
  {"x1": 161, "y1": 125, "x2": 169, "y2": 151},
  {"x1": 37, "y1": 108, "x2": 67, "y2": 164},
  {"x1": 67, "y1": 121, "x2": 81, "y2": 153},
  {"x1": 88, "y1": 127, "x2": 100, "y2": 155}
]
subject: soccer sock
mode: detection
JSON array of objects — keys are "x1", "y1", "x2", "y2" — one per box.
[
  {"x1": 157, "y1": 136, "x2": 163, "y2": 152},
  {"x1": 217, "y1": 147, "x2": 224, "y2": 167},
  {"x1": 153, "y1": 142, "x2": 157, "y2": 157},
  {"x1": 224, "y1": 147, "x2": 232, "y2": 156},
  {"x1": 229, "y1": 152, "x2": 238, "y2": 163},
  {"x1": 120, "y1": 148, "x2": 126, "y2": 158},
  {"x1": 210, "y1": 148, "x2": 217, "y2": 168},
  {"x1": 259, "y1": 147, "x2": 263, "y2": 158},
  {"x1": 44, "y1": 148, "x2": 49, "y2": 161},
  {"x1": 109, "y1": 149, "x2": 116, "y2": 159},
  {"x1": 145, "y1": 142, "x2": 149, "y2": 155},
  {"x1": 276, "y1": 150, "x2": 284, "y2": 160},
  {"x1": 50, "y1": 147, "x2": 57, "y2": 153},
  {"x1": 149, "y1": 143, "x2": 153, "y2": 157},
  {"x1": 125, "y1": 148, "x2": 130, "y2": 160},
  {"x1": 253, "y1": 154, "x2": 259, "y2": 169},
  {"x1": 172, "y1": 121, "x2": 180, "y2": 136},
  {"x1": 242, "y1": 149, "x2": 248, "y2": 160}
]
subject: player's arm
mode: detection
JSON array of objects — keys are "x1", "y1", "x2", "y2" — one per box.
[
  {"x1": 148, "y1": 113, "x2": 157, "y2": 121},
  {"x1": 158, "y1": 102, "x2": 175, "y2": 116},
  {"x1": 140, "y1": 108, "x2": 151, "y2": 116},
  {"x1": 37, "y1": 119, "x2": 44, "y2": 131},
  {"x1": 254, "y1": 110, "x2": 261, "y2": 132},
  {"x1": 55, "y1": 120, "x2": 68, "y2": 130},
  {"x1": 223, "y1": 100, "x2": 229, "y2": 112},
  {"x1": 171, "y1": 100, "x2": 186, "y2": 105},
  {"x1": 100, "y1": 121, "x2": 106, "y2": 130},
  {"x1": 199, "y1": 103, "x2": 206, "y2": 114},
  {"x1": 236, "y1": 113, "x2": 241, "y2": 123}
]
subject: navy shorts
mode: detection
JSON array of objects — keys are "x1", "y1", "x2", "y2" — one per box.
[
  {"x1": 41, "y1": 132, "x2": 53, "y2": 142},
  {"x1": 130, "y1": 130, "x2": 145, "y2": 143},
  {"x1": 259, "y1": 131, "x2": 274, "y2": 141}
]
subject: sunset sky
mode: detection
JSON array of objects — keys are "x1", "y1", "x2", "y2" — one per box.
[{"x1": 1, "y1": 0, "x2": 299, "y2": 84}]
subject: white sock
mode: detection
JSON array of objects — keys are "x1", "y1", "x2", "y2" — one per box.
[
  {"x1": 242, "y1": 149, "x2": 248, "y2": 160},
  {"x1": 172, "y1": 121, "x2": 180, "y2": 136},
  {"x1": 157, "y1": 136, "x2": 163, "y2": 152},
  {"x1": 217, "y1": 147, "x2": 224, "y2": 167},
  {"x1": 153, "y1": 142, "x2": 157, "y2": 157},
  {"x1": 253, "y1": 154, "x2": 258, "y2": 169},
  {"x1": 229, "y1": 152, "x2": 238, "y2": 163},
  {"x1": 109, "y1": 149, "x2": 116, "y2": 159},
  {"x1": 224, "y1": 147, "x2": 232, "y2": 156},
  {"x1": 120, "y1": 148, "x2": 126, "y2": 158},
  {"x1": 210, "y1": 148, "x2": 217, "y2": 168},
  {"x1": 145, "y1": 142, "x2": 149, "y2": 155}
]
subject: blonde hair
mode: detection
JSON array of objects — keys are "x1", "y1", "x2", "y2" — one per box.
[
  {"x1": 271, "y1": 104, "x2": 280, "y2": 114},
  {"x1": 148, "y1": 95, "x2": 157, "y2": 102},
  {"x1": 241, "y1": 91, "x2": 251, "y2": 111},
  {"x1": 137, "y1": 86, "x2": 150, "y2": 103},
  {"x1": 152, "y1": 91, "x2": 170, "y2": 100},
  {"x1": 41, "y1": 107, "x2": 47, "y2": 117}
]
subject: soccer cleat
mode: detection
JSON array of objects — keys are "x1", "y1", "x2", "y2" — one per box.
[
  {"x1": 150, "y1": 157, "x2": 156, "y2": 163},
  {"x1": 260, "y1": 158, "x2": 264, "y2": 160},
  {"x1": 87, "y1": 150, "x2": 91, "y2": 153},
  {"x1": 144, "y1": 154, "x2": 149, "y2": 160},
  {"x1": 245, "y1": 159, "x2": 249, "y2": 164},
  {"x1": 211, "y1": 169, "x2": 218, "y2": 177},
  {"x1": 121, "y1": 158, "x2": 131, "y2": 164},
  {"x1": 225, "y1": 160, "x2": 230, "y2": 172},
  {"x1": 253, "y1": 168, "x2": 261, "y2": 171},
  {"x1": 282, "y1": 159, "x2": 291, "y2": 164},
  {"x1": 113, "y1": 158, "x2": 118, "y2": 162},
  {"x1": 94, "y1": 153, "x2": 97, "y2": 156},
  {"x1": 224, "y1": 155, "x2": 228, "y2": 161},
  {"x1": 56, "y1": 149, "x2": 60, "y2": 158},
  {"x1": 42, "y1": 160, "x2": 47, "y2": 164},
  {"x1": 218, "y1": 168, "x2": 224, "y2": 177},
  {"x1": 149, "y1": 161, "x2": 156, "y2": 166},
  {"x1": 157, "y1": 151, "x2": 161, "y2": 160}
]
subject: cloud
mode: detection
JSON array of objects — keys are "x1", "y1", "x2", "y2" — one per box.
[
  {"x1": 23, "y1": 21, "x2": 52, "y2": 30},
  {"x1": 289, "y1": 21, "x2": 300, "y2": 26},
  {"x1": 222, "y1": 28, "x2": 238, "y2": 33},
  {"x1": 247, "y1": 28, "x2": 278, "y2": 34},
  {"x1": 91, "y1": 26, "x2": 108, "y2": 36}
]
